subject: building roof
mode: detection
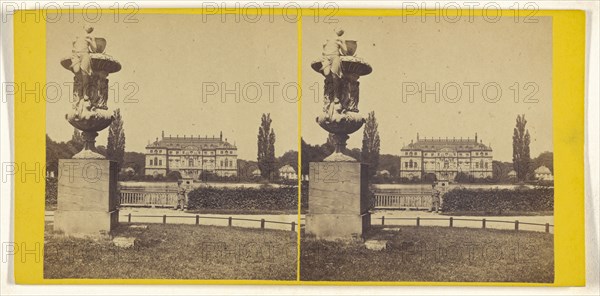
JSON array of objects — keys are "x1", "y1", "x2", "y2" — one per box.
[
  {"x1": 146, "y1": 132, "x2": 236, "y2": 150},
  {"x1": 534, "y1": 166, "x2": 552, "y2": 174},
  {"x1": 377, "y1": 170, "x2": 390, "y2": 176},
  {"x1": 402, "y1": 135, "x2": 491, "y2": 152},
  {"x1": 279, "y1": 164, "x2": 296, "y2": 173}
]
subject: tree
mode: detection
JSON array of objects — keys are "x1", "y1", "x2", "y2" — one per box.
[
  {"x1": 532, "y1": 151, "x2": 554, "y2": 174},
  {"x1": 107, "y1": 108, "x2": 126, "y2": 172},
  {"x1": 361, "y1": 111, "x2": 381, "y2": 177},
  {"x1": 257, "y1": 113, "x2": 276, "y2": 180},
  {"x1": 278, "y1": 150, "x2": 299, "y2": 172},
  {"x1": 122, "y1": 151, "x2": 146, "y2": 176},
  {"x1": 301, "y1": 138, "x2": 327, "y2": 178},
  {"x1": 68, "y1": 128, "x2": 84, "y2": 152},
  {"x1": 166, "y1": 170, "x2": 182, "y2": 181},
  {"x1": 512, "y1": 114, "x2": 531, "y2": 182},
  {"x1": 324, "y1": 133, "x2": 335, "y2": 155}
]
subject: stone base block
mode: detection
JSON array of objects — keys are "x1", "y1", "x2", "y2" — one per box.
[
  {"x1": 54, "y1": 159, "x2": 119, "y2": 237},
  {"x1": 54, "y1": 210, "x2": 119, "y2": 237},
  {"x1": 306, "y1": 212, "x2": 370, "y2": 241},
  {"x1": 306, "y1": 162, "x2": 371, "y2": 240}
]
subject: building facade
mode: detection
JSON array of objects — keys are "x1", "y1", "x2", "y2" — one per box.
[
  {"x1": 278, "y1": 164, "x2": 297, "y2": 180},
  {"x1": 534, "y1": 166, "x2": 553, "y2": 181},
  {"x1": 400, "y1": 133, "x2": 493, "y2": 181},
  {"x1": 145, "y1": 131, "x2": 238, "y2": 179}
]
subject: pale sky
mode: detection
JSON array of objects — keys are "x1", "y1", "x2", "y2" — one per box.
[
  {"x1": 302, "y1": 16, "x2": 553, "y2": 162},
  {"x1": 46, "y1": 14, "x2": 298, "y2": 160},
  {"x1": 46, "y1": 15, "x2": 553, "y2": 163}
]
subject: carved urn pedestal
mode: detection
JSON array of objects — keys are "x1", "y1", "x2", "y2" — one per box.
[
  {"x1": 54, "y1": 42, "x2": 122, "y2": 238},
  {"x1": 305, "y1": 54, "x2": 373, "y2": 241}
]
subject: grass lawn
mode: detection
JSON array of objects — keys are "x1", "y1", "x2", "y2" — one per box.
[
  {"x1": 44, "y1": 222, "x2": 297, "y2": 280},
  {"x1": 301, "y1": 226, "x2": 553, "y2": 283},
  {"x1": 184, "y1": 208, "x2": 297, "y2": 215},
  {"x1": 441, "y1": 211, "x2": 554, "y2": 217}
]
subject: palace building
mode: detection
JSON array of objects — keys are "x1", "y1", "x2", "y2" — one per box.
[
  {"x1": 145, "y1": 131, "x2": 238, "y2": 179},
  {"x1": 400, "y1": 133, "x2": 493, "y2": 181}
]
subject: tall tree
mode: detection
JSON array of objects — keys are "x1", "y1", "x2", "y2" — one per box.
[
  {"x1": 512, "y1": 114, "x2": 531, "y2": 181},
  {"x1": 361, "y1": 111, "x2": 381, "y2": 177},
  {"x1": 257, "y1": 113, "x2": 276, "y2": 179},
  {"x1": 68, "y1": 128, "x2": 84, "y2": 151},
  {"x1": 107, "y1": 108, "x2": 126, "y2": 172},
  {"x1": 323, "y1": 133, "x2": 335, "y2": 155},
  {"x1": 532, "y1": 151, "x2": 554, "y2": 174}
]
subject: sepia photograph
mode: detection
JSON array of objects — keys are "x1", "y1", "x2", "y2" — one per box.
[
  {"x1": 300, "y1": 16, "x2": 554, "y2": 282},
  {"x1": 3, "y1": 1, "x2": 594, "y2": 293},
  {"x1": 43, "y1": 13, "x2": 300, "y2": 280}
]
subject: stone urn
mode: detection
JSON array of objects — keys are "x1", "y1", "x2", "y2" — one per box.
[
  {"x1": 344, "y1": 40, "x2": 357, "y2": 56},
  {"x1": 61, "y1": 37, "x2": 122, "y2": 159},
  {"x1": 311, "y1": 52, "x2": 373, "y2": 161},
  {"x1": 66, "y1": 109, "x2": 114, "y2": 159}
]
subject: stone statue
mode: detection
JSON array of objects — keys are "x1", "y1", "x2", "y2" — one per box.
[
  {"x1": 311, "y1": 29, "x2": 372, "y2": 161},
  {"x1": 61, "y1": 25, "x2": 121, "y2": 159},
  {"x1": 55, "y1": 25, "x2": 124, "y2": 238},
  {"x1": 320, "y1": 27, "x2": 347, "y2": 120},
  {"x1": 70, "y1": 24, "x2": 97, "y2": 114}
]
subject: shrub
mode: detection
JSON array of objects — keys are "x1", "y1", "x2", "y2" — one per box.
[
  {"x1": 300, "y1": 181, "x2": 309, "y2": 212},
  {"x1": 187, "y1": 185, "x2": 298, "y2": 211},
  {"x1": 442, "y1": 187, "x2": 553, "y2": 214},
  {"x1": 46, "y1": 177, "x2": 58, "y2": 206}
]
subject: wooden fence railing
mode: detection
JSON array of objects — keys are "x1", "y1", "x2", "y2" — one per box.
[
  {"x1": 120, "y1": 190, "x2": 178, "y2": 207},
  {"x1": 120, "y1": 189, "x2": 436, "y2": 210},
  {"x1": 373, "y1": 193, "x2": 432, "y2": 209},
  {"x1": 377, "y1": 216, "x2": 553, "y2": 233},
  {"x1": 121, "y1": 213, "x2": 298, "y2": 232}
]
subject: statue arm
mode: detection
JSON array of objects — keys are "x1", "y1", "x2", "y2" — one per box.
[
  {"x1": 338, "y1": 39, "x2": 348, "y2": 55},
  {"x1": 87, "y1": 36, "x2": 97, "y2": 52}
]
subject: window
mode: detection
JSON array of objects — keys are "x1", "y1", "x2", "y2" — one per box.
[
  {"x1": 189, "y1": 158, "x2": 194, "y2": 167},
  {"x1": 230, "y1": 160, "x2": 233, "y2": 167},
  {"x1": 405, "y1": 162, "x2": 408, "y2": 168},
  {"x1": 154, "y1": 157, "x2": 158, "y2": 166},
  {"x1": 149, "y1": 159, "x2": 153, "y2": 166},
  {"x1": 220, "y1": 160, "x2": 224, "y2": 167},
  {"x1": 475, "y1": 162, "x2": 479, "y2": 168}
]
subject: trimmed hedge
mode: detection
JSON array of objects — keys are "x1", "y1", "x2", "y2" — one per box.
[
  {"x1": 442, "y1": 187, "x2": 553, "y2": 214},
  {"x1": 187, "y1": 185, "x2": 299, "y2": 211},
  {"x1": 46, "y1": 177, "x2": 58, "y2": 206}
]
